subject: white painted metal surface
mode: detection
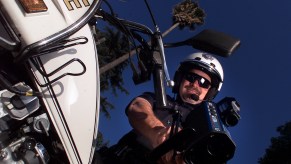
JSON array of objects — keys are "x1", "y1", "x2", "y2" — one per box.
[
  {"x1": 0, "y1": 0, "x2": 93, "y2": 45},
  {"x1": 31, "y1": 25, "x2": 99, "y2": 163},
  {"x1": 0, "y1": 0, "x2": 100, "y2": 163}
]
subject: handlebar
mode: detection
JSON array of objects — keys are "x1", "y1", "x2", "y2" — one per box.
[{"x1": 98, "y1": 9, "x2": 173, "y2": 108}]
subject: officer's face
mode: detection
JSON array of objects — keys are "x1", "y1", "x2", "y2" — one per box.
[{"x1": 179, "y1": 69, "x2": 211, "y2": 105}]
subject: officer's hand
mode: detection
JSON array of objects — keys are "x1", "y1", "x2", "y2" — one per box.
[{"x1": 154, "y1": 127, "x2": 185, "y2": 164}]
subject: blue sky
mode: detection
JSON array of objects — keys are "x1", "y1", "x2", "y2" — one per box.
[{"x1": 98, "y1": 0, "x2": 291, "y2": 163}]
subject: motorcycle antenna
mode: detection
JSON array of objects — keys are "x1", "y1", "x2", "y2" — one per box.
[
  {"x1": 143, "y1": 0, "x2": 173, "y2": 86},
  {"x1": 143, "y1": 0, "x2": 158, "y2": 28},
  {"x1": 143, "y1": 0, "x2": 174, "y2": 109}
]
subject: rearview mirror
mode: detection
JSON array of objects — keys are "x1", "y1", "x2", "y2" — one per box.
[{"x1": 164, "y1": 29, "x2": 241, "y2": 57}]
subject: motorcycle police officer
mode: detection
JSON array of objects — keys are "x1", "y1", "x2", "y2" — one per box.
[{"x1": 99, "y1": 52, "x2": 224, "y2": 164}]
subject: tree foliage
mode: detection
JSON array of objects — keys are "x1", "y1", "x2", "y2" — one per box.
[
  {"x1": 258, "y1": 121, "x2": 291, "y2": 164},
  {"x1": 92, "y1": 26, "x2": 130, "y2": 118},
  {"x1": 172, "y1": 0, "x2": 206, "y2": 30},
  {"x1": 96, "y1": 131, "x2": 109, "y2": 148}
]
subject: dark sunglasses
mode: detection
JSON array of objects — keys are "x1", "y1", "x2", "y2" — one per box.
[{"x1": 184, "y1": 72, "x2": 211, "y2": 89}]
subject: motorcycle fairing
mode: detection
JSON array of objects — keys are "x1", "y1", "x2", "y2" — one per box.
[
  {"x1": 0, "y1": 0, "x2": 96, "y2": 46},
  {"x1": 0, "y1": 0, "x2": 100, "y2": 163},
  {"x1": 29, "y1": 25, "x2": 100, "y2": 164}
]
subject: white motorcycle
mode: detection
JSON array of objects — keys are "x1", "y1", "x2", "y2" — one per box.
[
  {"x1": 0, "y1": 0, "x2": 241, "y2": 163},
  {"x1": 0, "y1": 0, "x2": 101, "y2": 163}
]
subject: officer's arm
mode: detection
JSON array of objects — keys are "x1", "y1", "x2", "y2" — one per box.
[{"x1": 127, "y1": 97, "x2": 169, "y2": 150}]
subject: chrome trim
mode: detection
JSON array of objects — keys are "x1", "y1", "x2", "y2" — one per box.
[{"x1": 14, "y1": 0, "x2": 102, "y2": 63}]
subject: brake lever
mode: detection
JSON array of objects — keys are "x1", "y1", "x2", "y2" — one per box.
[{"x1": 153, "y1": 29, "x2": 174, "y2": 87}]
